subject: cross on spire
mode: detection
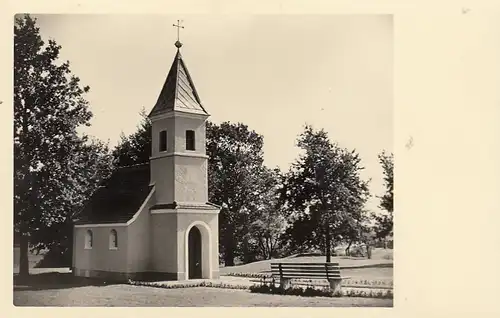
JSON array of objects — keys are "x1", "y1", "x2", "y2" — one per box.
[{"x1": 173, "y1": 19, "x2": 185, "y2": 48}]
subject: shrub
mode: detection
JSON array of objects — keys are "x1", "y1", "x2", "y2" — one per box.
[
  {"x1": 249, "y1": 284, "x2": 273, "y2": 294},
  {"x1": 34, "y1": 247, "x2": 71, "y2": 268},
  {"x1": 349, "y1": 245, "x2": 367, "y2": 257},
  {"x1": 249, "y1": 284, "x2": 334, "y2": 297},
  {"x1": 249, "y1": 282, "x2": 393, "y2": 299},
  {"x1": 334, "y1": 247, "x2": 346, "y2": 256}
]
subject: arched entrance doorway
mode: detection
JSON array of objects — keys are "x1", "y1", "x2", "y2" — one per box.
[{"x1": 188, "y1": 226, "x2": 202, "y2": 279}]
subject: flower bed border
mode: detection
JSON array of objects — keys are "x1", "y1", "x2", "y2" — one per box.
[
  {"x1": 127, "y1": 279, "x2": 393, "y2": 299},
  {"x1": 223, "y1": 273, "x2": 393, "y2": 288},
  {"x1": 249, "y1": 283, "x2": 393, "y2": 299},
  {"x1": 128, "y1": 279, "x2": 249, "y2": 290}
]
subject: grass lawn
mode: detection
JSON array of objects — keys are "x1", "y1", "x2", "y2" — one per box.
[
  {"x1": 340, "y1": 267, "x2": 393, "y2": 280},
  {"x1": 219, "y1": 248, "x2": 393, "y2": 275},
  {"x1": 14, "y1": 284, "x2": 392, "y2": 307}
]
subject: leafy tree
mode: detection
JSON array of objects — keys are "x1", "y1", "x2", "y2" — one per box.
[
  {"x1": 378, "y1": 151, "x2": 393, "y2": 213},
  {"x1": 206, "y1": 121, "x2": 267, "y2": 266},
  {"x1": 374, "y1": 151, "x2": 394, "y2": 240},
  {"x1": 282, "y1": 125, "x2": 370, "y2": 262},
  {"x1": 112, "y1": 108, "x2": 151, "y2": 167},
  {"x1": 337, "y1": 207, "x2": 368, "y2": 256},
  {"x1": 281, "y1": 210, "x2": 326, "y2": 255},
  {"x1": 246, "y1": 167, "x2": 287, "y2": 260},
  {"x1": 30, "y1": 139, "x2": 114, "y2": 266},
  {"x1": 14, "y1": 15, "x2": 111, "y2": 275}
]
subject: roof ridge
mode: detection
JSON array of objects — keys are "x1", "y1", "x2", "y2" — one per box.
[
  {"x1": 177, "y1": 54, "x2": 208, "y2": 114},
  {"x1": 173, "y1": 50, "x2": 181, "y2": 109}
]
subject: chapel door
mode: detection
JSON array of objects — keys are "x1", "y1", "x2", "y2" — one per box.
[{"x1": 188, "y1": 226, "x2": 202, "y2": 279}]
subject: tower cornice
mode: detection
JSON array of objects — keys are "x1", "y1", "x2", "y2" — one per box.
[{"x1": 149, "y1": 109, "x2": 210, "y2": 122}]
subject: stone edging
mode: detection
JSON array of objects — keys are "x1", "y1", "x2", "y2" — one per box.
[{"x1": 128, "y1": 280, "x2": 250, "y2": 290}]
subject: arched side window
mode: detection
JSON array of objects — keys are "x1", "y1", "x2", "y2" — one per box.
[
  {"x1": 85, "y1": 230, "x2": 93, "y2": 249},
  {"x1": 109, "y1": 229, "x2": 118, "y2": 249}
]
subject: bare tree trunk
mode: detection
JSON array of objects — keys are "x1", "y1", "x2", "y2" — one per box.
[
  {"x1": 242, "y1": 236, "x2": 250, "y2": 264},
  {"x1": 224, "y1": 246, "x2": 235, "y2": 266},
  {"x1": 325, "y1": 224, "x2": 331, "y2": 263},
  {"x1": 223, "y1": 232, "x2": 236, "y2": 266},
  {"x1": 345, "y1": 240, "x2": 353, "y2": 256},
  {"x1": 258, "y1": 237, "x2": 267, "y2": 260},
  {"x1": 265, "y1": 236, "x2": 270, "y2": 260},
  {"x1": 18, "y1": 114, "x2": 32, "y2": 278},
  {"x1": 19, "y1": 231, "x2": 29, "y2": 277},
  {"x1": 269, "y1": 238, "x2": 274, "y2": 259}
]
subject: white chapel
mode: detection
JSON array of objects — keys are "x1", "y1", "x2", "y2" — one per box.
[{"x1": 72, "y1": 37, "x2": 221, "y2": 281}]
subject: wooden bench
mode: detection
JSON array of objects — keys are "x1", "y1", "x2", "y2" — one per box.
[{"x1": 270, "y1": 262, "x2": 346, "y2": 292}]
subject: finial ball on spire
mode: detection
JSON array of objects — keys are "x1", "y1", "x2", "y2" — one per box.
[{"x1": 173, "y1": 20, "x2": 185, "y2": 48}]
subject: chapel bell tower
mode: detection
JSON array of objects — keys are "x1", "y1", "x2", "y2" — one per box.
[{"x1": 147, "y1": 28, "x2": 220, "y2": 281}]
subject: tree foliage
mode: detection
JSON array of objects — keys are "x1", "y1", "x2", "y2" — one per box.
[
  {"x1": 206, "y1": 121, "x2": 270, "y2": 265},
  {"x1": 246, "y1": 167, "x2": 287, "y2": 260},
  {"x1": 373, "y1": 151, "x2": 394, "y2": 239},
  {"x1": 281, "y1": 125, "x2": 370, "y2": 261},
  {"x1": 112, "y1": 109, "x2": 151, "y2": 167},
  {"x1": 30, "y1": 139, "x2": 114, "y2": 250},
  {"x1": 14, "y1": 15, "x2": 113, "y2": 275},
  {"x1": 378, "y1": 151, "x2": 393, "y2": 213}
]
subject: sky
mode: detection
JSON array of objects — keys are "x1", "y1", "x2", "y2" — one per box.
[{"x1": 32, "y1": 14, "x2": 393, "y2": 213}]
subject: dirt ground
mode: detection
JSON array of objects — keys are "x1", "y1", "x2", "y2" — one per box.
[{"x1": 14, "y1": 284, "x2": 393, "y2": 307}]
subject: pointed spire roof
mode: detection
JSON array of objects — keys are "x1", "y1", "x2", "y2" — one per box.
[{"x1": 149, "y1": 49, "x2": 209, "y2": 118}]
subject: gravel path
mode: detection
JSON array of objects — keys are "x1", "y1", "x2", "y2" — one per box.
[{"x1": 14, "y1": 285, "x2": 393, "y2": 307}]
